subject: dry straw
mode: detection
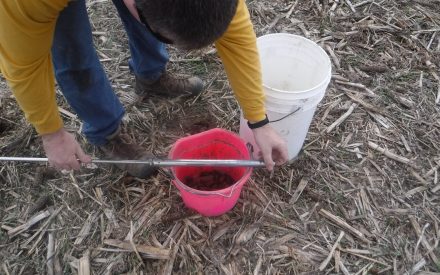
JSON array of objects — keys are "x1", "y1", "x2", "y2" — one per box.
[{"x1": 1, "y1": 0, "x2": 439, "y2": 274}]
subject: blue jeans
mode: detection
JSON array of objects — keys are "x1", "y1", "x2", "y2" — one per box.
[{"x1": 51, "y1": 0, "x2": 168, "y2": 145}]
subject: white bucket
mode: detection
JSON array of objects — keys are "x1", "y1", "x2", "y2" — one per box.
[{"x1": 239, "y1": 33, "x2": 331, "y2": 160}]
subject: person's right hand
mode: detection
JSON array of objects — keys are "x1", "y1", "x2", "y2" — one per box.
[{"x1": 41, "y1": 128, "x2": 91, "y2": 171}]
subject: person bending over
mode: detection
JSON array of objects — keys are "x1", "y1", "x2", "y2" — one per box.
[{"x1": 0, "y1": 0, "x2": 288, "y2": 177}]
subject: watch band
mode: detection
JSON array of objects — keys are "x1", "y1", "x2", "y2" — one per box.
[{"x1": 247, "y1": 114, "x2": 269, "y2": 129}]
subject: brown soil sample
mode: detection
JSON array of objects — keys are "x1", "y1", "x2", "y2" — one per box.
[{"x1": 184, "y1": 170, "x2": 236, "y2": 191}]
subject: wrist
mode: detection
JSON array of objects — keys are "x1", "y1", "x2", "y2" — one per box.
[
  {"x1": 41, "y1": 128, "x2": 64, "y2": 140},
  {"x1": 247, "y1": 114, "x2": 269, "y2": 129}
]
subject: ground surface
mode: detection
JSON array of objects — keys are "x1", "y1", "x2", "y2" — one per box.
[{"x1": 1, "y1": 0, "x2": 440, "y2": 274}]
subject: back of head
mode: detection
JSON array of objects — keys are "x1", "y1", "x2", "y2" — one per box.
[{"x1": 136, "y1": 0, "x2": 239, "y2": 49}]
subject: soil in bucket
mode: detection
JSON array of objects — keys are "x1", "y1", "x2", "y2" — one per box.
[{"x1": 184, "y1": 170, "x2": 235, "y2": 191}]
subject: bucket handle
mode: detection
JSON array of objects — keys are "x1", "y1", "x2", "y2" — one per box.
[{"x1": 269, "y1": 106, "x2": 301, "y2": 123}]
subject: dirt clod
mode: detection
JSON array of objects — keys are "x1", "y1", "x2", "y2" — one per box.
[
  {"x1": 28, "y1": 195, "x2": 53, "y2": 215},
  {"x1": 0, "y1": 120, "x2": 11, "y2": 134}
]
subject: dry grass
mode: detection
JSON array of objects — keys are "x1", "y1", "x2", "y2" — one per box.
[{"x1": 1, "y1": 0, "x2": 440, "y2": 274}]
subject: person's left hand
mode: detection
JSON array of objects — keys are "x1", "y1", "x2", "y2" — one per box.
[{"x1": 252, "y1": 124, "x2": 288, "y2": 171}]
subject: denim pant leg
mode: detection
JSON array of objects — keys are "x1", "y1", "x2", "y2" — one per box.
[
  {"x1": 111, "y1": 0, "x2": 169, "y2": 80},
  {"x1": 52, "y1": 0, "x2": 124, "y2": 146}
]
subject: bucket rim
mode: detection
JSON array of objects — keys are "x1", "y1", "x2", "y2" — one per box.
[
  {"x1": 257, "y1": 33, "x2": 332, "y2": 96},
  {"x1": 172, "y1": 167, "x2": 252, "y2": 197}
]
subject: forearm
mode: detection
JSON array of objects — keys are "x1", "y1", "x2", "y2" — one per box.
[
  {"x1": 215, "y1": 0, "x2": 266, "y2": 122},
  {"x1": 0, "y1": 0, "x2": 67, "y2": 134},
  {"x1": 4, "y1": 58, "x2": 63, "y2": 134}
]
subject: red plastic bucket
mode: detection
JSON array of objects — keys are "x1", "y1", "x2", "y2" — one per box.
[{"x1": 169, "y1": 128, "x2": 252, "y2": 216}]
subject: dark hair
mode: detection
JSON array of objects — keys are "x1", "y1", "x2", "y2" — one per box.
[{"x1": 135, "y1": 0, "x2": 239, "y2": 49}]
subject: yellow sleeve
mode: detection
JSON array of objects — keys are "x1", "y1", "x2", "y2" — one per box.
[
  {"x1": 0, "y1": 0, "x2": 69, "y2": 134},
  {"x1": 215, "y1": 0, "x2": 266, "y2": 122}
]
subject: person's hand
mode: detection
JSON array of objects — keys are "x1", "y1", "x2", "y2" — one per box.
[
  {"x1": 252, "y1": 124, "x2": 288, "y2": 171},
  {"x1": 41, "y1": 128, "x2": 91, "y2": 171}
]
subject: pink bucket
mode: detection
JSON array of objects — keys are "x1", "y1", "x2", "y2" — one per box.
[{"x1": 169, "y1": 128, "x2": 252, "y2": 216}]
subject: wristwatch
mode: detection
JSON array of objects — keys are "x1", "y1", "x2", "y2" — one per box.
[{"x1": 247, "y1": 114, "x2": 269, "y2": 129}]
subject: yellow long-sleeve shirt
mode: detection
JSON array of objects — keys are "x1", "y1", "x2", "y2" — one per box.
[{"x1": 0, "y1": 0, "x2": 266, "y2": 135}]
